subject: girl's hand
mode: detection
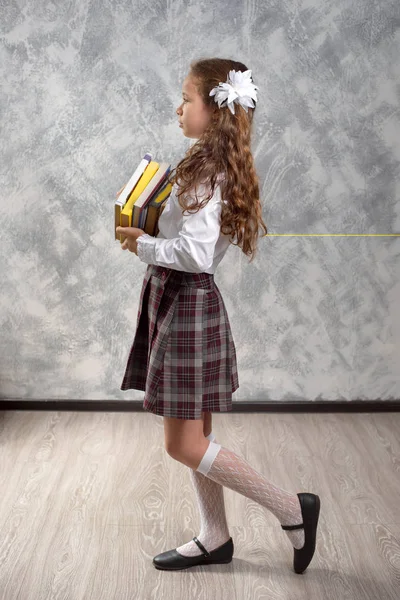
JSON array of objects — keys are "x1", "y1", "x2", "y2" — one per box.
[{"x1": 116, "y1": 226, "x2": 146, "y2": 255}]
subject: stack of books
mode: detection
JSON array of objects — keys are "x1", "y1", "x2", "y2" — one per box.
[{"x1": 115, "y1": 152, "x2": 173, "y2": 243}]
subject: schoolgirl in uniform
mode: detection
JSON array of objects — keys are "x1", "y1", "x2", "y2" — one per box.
[{"x1": 116, "y1": 58, "x2": 320, "y2": 574}]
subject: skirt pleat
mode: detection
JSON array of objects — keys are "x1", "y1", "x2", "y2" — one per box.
[{"x1": 120, "y1": 264, "x2": 239, "y2": 419}]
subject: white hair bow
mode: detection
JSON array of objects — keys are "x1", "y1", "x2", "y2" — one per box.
[{"x1": 209, "y1": 69, "x2": 258, "y2": 115}]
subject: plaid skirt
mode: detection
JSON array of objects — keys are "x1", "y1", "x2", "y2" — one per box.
[{"x1": 120, "y1": 263, "x2": 239, "y2": 420}]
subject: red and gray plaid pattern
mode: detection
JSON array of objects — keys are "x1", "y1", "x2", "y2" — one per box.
[{"x1": 120, "y1": 264, "x2": 239, "y2": 419}]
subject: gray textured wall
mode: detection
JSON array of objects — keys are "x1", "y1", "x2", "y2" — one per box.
[{"x1": 1, "y1": 0, "x2": 400, "y2": 402}]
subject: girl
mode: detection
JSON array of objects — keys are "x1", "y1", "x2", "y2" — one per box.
[{"x1": 116, "y1": 58, "x2": 320, "y2": 574}]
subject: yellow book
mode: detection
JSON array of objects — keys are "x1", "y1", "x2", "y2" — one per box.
[
  {"x1": 151, "y1": 182, "x2": 173, "y2": 205},
  {"x1": 120, "y1": 161, "x2": 159, "y2": 240},
  {"x1": 132, "y1": 163, "x2": 171, "y2": 228}
]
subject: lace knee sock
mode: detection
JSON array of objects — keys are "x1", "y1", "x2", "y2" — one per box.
[
  {"x1": 176, "y1": 432, "x2": 231, "y2": 557},
  {"x1": 197, "y1": 441, "x2": 305, "y2": 550}
]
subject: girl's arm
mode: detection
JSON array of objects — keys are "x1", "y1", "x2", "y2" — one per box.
[{"x1": 136, "y1": 190, "x2": 222, "y2": 273}]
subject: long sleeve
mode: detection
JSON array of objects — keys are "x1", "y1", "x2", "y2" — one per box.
[{"x1": 136, "y1": 188, "x2": 223, "y2": 273}]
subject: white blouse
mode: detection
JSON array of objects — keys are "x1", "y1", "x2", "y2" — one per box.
[{"x1": 136, "y1": 178, "x2": 233, "y2": 274}]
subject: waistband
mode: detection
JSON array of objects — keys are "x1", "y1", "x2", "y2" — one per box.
[{"x1": 149, "y1": 264, "x2": 215, "y2": 290}]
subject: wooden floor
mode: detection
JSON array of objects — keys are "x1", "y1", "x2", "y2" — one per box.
[{"x1": 0, "y1": 410, "x2": 399, "y2": 600}]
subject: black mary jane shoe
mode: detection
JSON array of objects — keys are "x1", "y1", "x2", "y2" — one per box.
[
  {"x1": 281, "y1": 492, "x2": 321, "y2": 574},
  {"x1": 153, "y1": 536, "x2": 234, "y2": 571}
]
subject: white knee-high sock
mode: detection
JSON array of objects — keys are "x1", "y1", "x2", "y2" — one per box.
[
  {"x1": 196, "y1": 441, "x2": 305, "y2": 550},
  {"x1": 176, "y1": 432, "x2": 231, "y2": 557}
]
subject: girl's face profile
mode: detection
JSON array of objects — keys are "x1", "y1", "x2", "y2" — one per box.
[{"x1": 176, "y1": 75, "x2": 212, "y2": 139}]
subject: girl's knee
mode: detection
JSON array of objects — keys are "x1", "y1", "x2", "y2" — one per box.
[
  {"x1": 163, "y1": 415, "x2": 205, "y2": 456},
  {"x1": 167, "y1": 437, "x2": 211, "y2": 470}
]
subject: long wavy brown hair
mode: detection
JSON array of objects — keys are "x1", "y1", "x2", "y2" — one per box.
[{"x1": 167, "y1": 57, "x2": 268, "y2": 262}]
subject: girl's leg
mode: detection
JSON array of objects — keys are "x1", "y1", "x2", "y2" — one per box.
[
  {"x1": 195, "y1": 442, "x2": 305, "y2": 549},
  {"x1": 164, "y1": 417, "x2": 305, "y2": 550},
  {"x1": 176, "y1": 430, "x2": 231, "y2": 557},
  {"x1": 165, "y1": 413, "x2": 231, "y2": 557}
]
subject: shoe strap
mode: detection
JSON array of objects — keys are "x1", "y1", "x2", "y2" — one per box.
[
  {"x1": 192, "y1": 536, "x2": 211, "y2": 557},
  {"x1": 281, "y1": 523, "x2": 304, "y2": 530}
]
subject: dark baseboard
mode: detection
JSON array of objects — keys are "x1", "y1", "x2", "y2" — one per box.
[{"x1": 0, "y1": 400, "x2": 399, "y2": 412}]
